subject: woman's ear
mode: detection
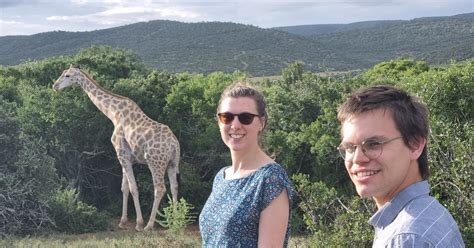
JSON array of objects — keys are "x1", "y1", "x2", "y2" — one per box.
[{"x1": 260, "y1": 117, "x2": 266, "y2": 131}]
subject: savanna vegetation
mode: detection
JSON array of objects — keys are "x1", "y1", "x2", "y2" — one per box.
[{"x1": 0, "y1": 45, "x2": 472, "y2": 247}]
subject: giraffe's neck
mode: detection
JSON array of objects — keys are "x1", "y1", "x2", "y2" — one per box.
[{"x1": 77, "y1": 72, "x2": 130, "y2": 125}]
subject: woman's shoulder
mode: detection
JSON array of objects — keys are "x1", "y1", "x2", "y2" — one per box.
[
  {"x1": 259, "y1": 162, "x2": 289, "y2": 177},
  {"x1": 256, "y1": 163, "x2": 292, "y2": 187},
  {"x1": 257, "y1": 162, "x2": 295, "y2": 205},
  {"x1": 212, "y1": 166, "x2": 229, "y2": 182}
]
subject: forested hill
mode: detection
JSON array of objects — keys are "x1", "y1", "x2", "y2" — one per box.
[
  {"x1": 273, "y1": 20, "x2": 405, "y2": 36},
  {"x1": 276, "y1": 13, "x2": 474, "y2": 66},
  {"x1": 1, "y1": 12, "x2": 473, "y2": 76},
  {"x1": 0, "y1": 21, "x2": 339, "y2": 76}
]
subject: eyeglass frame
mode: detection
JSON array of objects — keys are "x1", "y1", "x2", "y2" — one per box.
[
  {"x1": 337, "y1": 136, "x2": 403, "y2": 161},
  {"x1": 216, "y1": 112, "x2": 261, "y2": 125}
]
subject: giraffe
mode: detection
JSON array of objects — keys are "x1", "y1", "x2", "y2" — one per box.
[{"x1": 53, "y1": 65, "x2": 180, "y2": 231}]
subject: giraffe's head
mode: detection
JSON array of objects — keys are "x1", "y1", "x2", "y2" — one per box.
[{"x1": 53, "y1": 65, "x2": 82, "y2": 92}]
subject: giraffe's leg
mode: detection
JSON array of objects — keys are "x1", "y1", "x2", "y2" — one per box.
[
  {"x1": 118, "y1": 168, "x2": 130, "y2": 228},
  {"x1": 113, "y1": 129, "x2": 144, "y2": 231},
  {"x1": 122, "y1": 163, "x2": 145, "y2": 231},
  {"x1": 144, "y1": 165, "x2": 167, "y2": 231}
]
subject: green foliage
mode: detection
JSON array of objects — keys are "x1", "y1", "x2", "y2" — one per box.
[
  {"x1": 0, "y1": 175, "x2": 53, "y2": 237},
  {"x1": 74, "y1": 45, "x2": 147, "y2": 80},
  {"x1": 363, "y1": 58, "x2": 430, "y2": 82},
  {"x1": 292, "y1": 174, "x2": 374, "y2": 247},
  {"x1": 157, "y1": 195, "x2": 196, "y2": 235},
  {"x1": 291, "y1": 174, "x2": 339, "y2": 233},
  {"x1": 282, "y1": 61, "x2": 304, "y2": 83},
  {"x1": 0, "y1": 97, "x2": 20, "y2": 166},
  {"x1": 0, "y1": 76, "x2": 21, "y2": 103},
  {"x1": 263, "y1": 65, "x2": 347, "y2": 187},
  {"x1": 0, "y1": 137, "x2": 59, "y2": 237},
  {"x1": 49, "y1": 188, "x2": 109, "y2": 234},
  {"x1": 0, "y1": 99, "x2": 59, "y2": 237}
]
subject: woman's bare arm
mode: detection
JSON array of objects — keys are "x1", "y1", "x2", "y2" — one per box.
[{"x1": 258, "y1": 189, "x2": 290, "y2": 247}]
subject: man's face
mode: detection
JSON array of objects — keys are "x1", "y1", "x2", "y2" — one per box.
[{"x1": 341, "y1": 108, "x2": 423, "y2": 208}]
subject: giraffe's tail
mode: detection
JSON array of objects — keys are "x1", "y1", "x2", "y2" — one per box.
[{"x1": 176, "y1": 172, "x2": 181, "y2": 192}]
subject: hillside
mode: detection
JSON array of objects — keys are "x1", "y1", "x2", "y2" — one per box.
[
  {"x1": 310, "y1": 13, "x2": 474, "y2": 66},
  {"x1": 0, "y1": 21, "x2": 349, "y2": 76},
  {"x1": 273, "y1": 20, "x2": 404, "y2": 36},
  {"x1": 0, "y1": 13, "x2": 473, "y2": 76}
]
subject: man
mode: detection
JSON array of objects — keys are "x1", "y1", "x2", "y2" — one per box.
[{"x1": 337, "y1": 85, "x2": 464, "y2": 247}]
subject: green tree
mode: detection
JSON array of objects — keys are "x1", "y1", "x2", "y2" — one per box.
[
  {"x1": 363, "y1": 58, "x2": 430, "y2": 82},
  {"x1": 0, "y1": 100, "x2": 59, "y2": 236}
]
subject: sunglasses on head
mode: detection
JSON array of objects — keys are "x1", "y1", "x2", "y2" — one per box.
[{"x1": 217, "y1": 112, "x2": 261, "y2": 125}]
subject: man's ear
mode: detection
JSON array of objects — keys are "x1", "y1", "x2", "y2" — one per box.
[{"x1": 409, "y1": 138, "x2": 426, "y2": 160}]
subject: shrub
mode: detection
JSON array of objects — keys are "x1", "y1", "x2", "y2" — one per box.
[
  {"x1": 0, "y1": 175, "x2": 53, "y2": 237},
  {"x1": 157, "y1": 195, "x2": 196, "y2": 235},
  {"x1": 49, "y1": 188, "x2": 109, "y2": 233},
  {"x1": 0, "y1": 106, "x2": 58, "y2": 237},
  {"x1": 292, "y1": 173, "x2": 374, "y2": 247}
]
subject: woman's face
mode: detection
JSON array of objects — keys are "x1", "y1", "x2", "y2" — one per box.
[{"x1": 217, "y1": 97, "x2": 265, "y2": 153}]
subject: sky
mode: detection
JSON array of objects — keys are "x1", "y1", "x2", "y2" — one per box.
[{"x1": 0, "y1": 0, "x2": 472, "y2": 36}]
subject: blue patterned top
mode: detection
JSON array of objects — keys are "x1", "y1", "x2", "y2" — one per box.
[{"x1": 199, "y1": 163, "x2": 294, "y2": 248}]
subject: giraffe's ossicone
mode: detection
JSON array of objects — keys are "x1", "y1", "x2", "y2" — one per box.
[{"x1": 53, "y1": 65, "x2": 180, "y2": 231}]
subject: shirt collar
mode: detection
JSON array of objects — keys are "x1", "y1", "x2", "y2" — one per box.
[{"x1": 368, "y1": 180, "x2": 430, "y2": 229}]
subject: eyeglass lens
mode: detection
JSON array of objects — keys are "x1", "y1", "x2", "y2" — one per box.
[
  {"x1": 338, "y1": 137, "x2": 402, "y2": 160},
  {"x1": 217, "y1": 112, "x2": 259, "y2": 125}
]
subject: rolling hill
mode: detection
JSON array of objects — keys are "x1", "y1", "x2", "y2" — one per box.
[
  {"x1": 278, "y1": 13, "x2": 474, "y2": 66},
  {"x1": 0, "y1": 13, "x2": 472, "y2": 76}
]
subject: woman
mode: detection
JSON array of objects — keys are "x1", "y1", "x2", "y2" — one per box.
[{"x1": 199, "y1": 82, "x2": 294, "y2": 247}]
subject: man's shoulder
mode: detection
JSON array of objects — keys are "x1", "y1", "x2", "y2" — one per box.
[
  {"x1": 396, "y1": 195, "x2": 451, "y2": 228},
  {"x1": 389, "y1": 196, "x2": 464, "y2": 247}
]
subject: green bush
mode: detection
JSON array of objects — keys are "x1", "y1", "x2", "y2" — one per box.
[
  {"x1": 0, "y1": 102, "x2": 58, "y2": 237},
  {"x1": 0, "y1": 175, "x2": 53, "y2": 237},
  {"x1": 292, "y1": 173, "x2": 374, "y2": 247},
  {"x1": 157, "y1": 195, "x2": 196, "y2": 235},
  {"x1": 49, "y1": 188, "x2": 109, "y2": 234}
]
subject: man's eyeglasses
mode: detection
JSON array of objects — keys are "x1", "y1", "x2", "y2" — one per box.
[
  {"x1": 217, "y1": 112, "x2": 260, "y2": 125},
  {"x1": 337, "y1": 136, "x2": 402, "y2": 161}
]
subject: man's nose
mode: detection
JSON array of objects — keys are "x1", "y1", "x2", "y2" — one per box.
[{"x1": 351, "y1": 146, "x2": 370, "y2": 163}]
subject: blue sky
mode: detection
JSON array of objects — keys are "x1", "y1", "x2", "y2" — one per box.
[{"x1": 0, "y1": 0, "x2": 472, "y2": 36}]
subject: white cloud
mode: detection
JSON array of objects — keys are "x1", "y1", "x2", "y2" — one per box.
[
  {"x1": 0, "y1": 19, "x2": 56, "y2": 36},
  {"x1": 47, "y1": 3, "x2": 201, "y2": 26},
  {"x1": 0, "y1": 20, "x2": 22, "y2": 25}
]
